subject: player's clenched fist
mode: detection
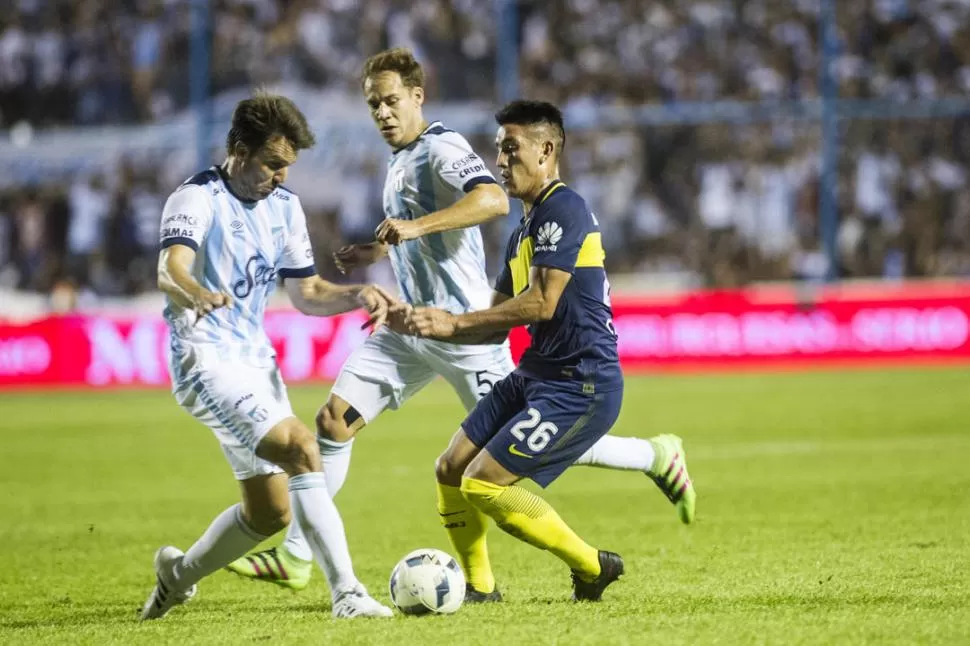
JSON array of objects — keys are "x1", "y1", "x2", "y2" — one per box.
[
  {"x1": 191, "y1": 287, "x2": 232, "y2": 320},
  {"x1": 375, "y1": 218, "x2": 423, "y2": 245},
  {"x1": 406, "y1": 307, "x2": 457, "y2": 339},
  {"x1": 385, "y1": 302, "x2": 413, "y2": 335},
  {"x1": 356, "y1": 284, "x2": 398, "y2": 331}
]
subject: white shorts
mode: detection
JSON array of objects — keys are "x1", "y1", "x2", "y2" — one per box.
[
  {"x1": 331, "y1": 328, "x2": 516, "y2": 423},
  {"x1": 173, "y1": 361, "x2": 293, "y2": 481}
]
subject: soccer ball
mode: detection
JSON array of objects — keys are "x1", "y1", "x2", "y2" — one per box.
[{"x1": 388, "y1": 548, "x2": 466, "y2": 615}]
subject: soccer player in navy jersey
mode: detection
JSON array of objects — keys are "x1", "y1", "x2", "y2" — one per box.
[{"x1": 407, "y1": 101, "x2": 697, "y2": 601}]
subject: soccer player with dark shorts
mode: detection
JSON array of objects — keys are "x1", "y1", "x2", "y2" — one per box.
[{"x1": 405, "y1": 100, "x2": 697, "y2": 601}]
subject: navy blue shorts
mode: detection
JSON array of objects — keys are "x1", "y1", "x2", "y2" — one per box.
[{"x1": 462, "y1": 371, "x2": 623, "y2": 487}]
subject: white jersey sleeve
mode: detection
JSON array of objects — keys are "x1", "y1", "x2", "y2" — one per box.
[
  {"x1": 278, "y1": 194, "x2": 316, "y2": 280},
  {"x1": 428, "y1": 132, "x2": 497, "y2": 194},
  {"x1": 159, "y1": 184, "x2": 213, "y2": 251}
]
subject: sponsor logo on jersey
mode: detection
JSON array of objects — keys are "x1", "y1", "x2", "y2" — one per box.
[
  {"x1": 450, "y1": 153, "x2": 479, "y2": 170},
  {"x1": 393, "y1": 167, "x2": 406, "y2": 192},
  {"x1": 162, "y1": 213, "x2": 199, "y2": 226},
  {"x1": 458, "y1": 163, "x2": 486, "y2": 179},
  {"x1": 233, "y1": 254, "x2": 277, "y2": 299},
  {"x1": 535, "y1": 221, "x2": 563, "y2": 252},
  {"x1": 160, "y1": 227, "x2": 194, "y2": 239}
]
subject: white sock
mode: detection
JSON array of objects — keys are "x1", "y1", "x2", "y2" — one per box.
[
  {"x1": 319, "y1": 436, "x2": 354, "y2": 496},
  {"x1": 281, "y1": 519, "x2": 312, "y2": 562},
  {"x1": 172, "y1": 503, "x2": 268, "y2": 589},
  {"x1": 288, "y1": 472, "x2": 360, "y2": 600},
  {"x1": 282, "y1": 437, "x2": 355, "y2": 562},
  {"x1": 575, "y1": 435, "x2": 656, "y2": 472}
]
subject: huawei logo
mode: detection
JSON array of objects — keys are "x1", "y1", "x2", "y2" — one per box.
[{"x1": 535, "y1": 221, "x2": 563, "y2": 250}]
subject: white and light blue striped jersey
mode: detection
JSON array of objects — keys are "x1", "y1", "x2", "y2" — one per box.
[
  {"x1": 159, "y1": 166, "x2": 315, "y2": 384},
  {"x1": 383, "y1": 121, "x2": 497, "y2": 313}
]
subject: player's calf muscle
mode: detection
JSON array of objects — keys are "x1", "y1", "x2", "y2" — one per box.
[
  {"x1": 242, "y1": 501, "x2": 289, "y2": 535},
  {"x1": 239, "y1": 475, "x2": 291, "y2": 534}
]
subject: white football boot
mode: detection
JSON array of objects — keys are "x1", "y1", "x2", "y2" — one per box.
[
  {"x1": 140, "y1": 546, "x2": 198, "y2": 620},
  {"x1": 331, "y1": 584, "x2": 393, "y2": 618}
]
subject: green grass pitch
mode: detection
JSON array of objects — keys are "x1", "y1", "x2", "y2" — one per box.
[{"x1": 2, "y1": 367, "x2": 969, "y2": 645}]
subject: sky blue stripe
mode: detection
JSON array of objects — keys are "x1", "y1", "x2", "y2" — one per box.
[
  {"x1": 416, "y1": 144, "x2": 475, "y2": 310},
  {"x1": 219, "y1": 202, "x2": 249, "y2": 344},
  {"x1": 391, "y1": 150, "x2": 434, "y2": 303},
  {"x1": 196, "y1": 243, "x2": 223, "y2": 344},
  {"x1": 437, "y1": 256, "x2": 470, "y2": 311},
  {"x1": 405, "y1": 240, "x2": 435, "y2": 304},
  {"x1": 389, "y1": 248, "x2": 415, "y2": 303},
  {"x1": 413, "y1": 147, "x2": 438, "y2": 216},
  {"x1": 411, "y1": 147, "x2": 449, "y2": 306},
  {"x1": 169, "y1": 335, "x2": 185, "y2": 384}
]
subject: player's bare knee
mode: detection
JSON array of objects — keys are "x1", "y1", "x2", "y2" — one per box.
[
  {"x1": 267, "y1": 422, "x2": 321, "y2": 475},
  {"x1": 289, "y1": 431, "x2": 322, "y2": 474},
  {"x1": 435, "y1": 450, "x2": 465, "y2": 486}
]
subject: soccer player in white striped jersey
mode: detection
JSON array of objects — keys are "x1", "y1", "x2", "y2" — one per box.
[
  {"x1": 140, "y1": 92, "x2": 395, "y2": 620},
  {"x1": 228, "y1": 50, "x2": 695, "y2": 600}
]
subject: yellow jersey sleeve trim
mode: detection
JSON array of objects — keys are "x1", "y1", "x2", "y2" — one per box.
[
  {"x1": 575, "y1": 232, "x2": 605, "y2": 268},
  {"x1": 509, "y1": 236, "x2": 534, "y2": 295}
]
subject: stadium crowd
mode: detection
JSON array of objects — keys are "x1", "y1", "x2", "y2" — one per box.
[{"x1": 2, "y1": 0, "x2": 970, "y2": 299}]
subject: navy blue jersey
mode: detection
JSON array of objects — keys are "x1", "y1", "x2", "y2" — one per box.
[{"x1": 496, "y1": 181, "x2": 621, "y2": 387}]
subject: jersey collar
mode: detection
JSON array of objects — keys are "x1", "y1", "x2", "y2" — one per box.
[
  {"x1": 523, "y1": 179, "x2": 566, "y2": 223},
  {"x1": 215, "y1": 164, "x2": 257, "y2": 205},
  {"x1": 392, "y1": 121, "x2": 440, "y2": 155}
]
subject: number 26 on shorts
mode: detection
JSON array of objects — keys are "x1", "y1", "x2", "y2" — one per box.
[{"x1": 510, "y1": 408, "x2": 560, "y2": 453}]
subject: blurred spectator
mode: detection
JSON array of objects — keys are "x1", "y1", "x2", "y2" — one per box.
[
  {"x1": 11, "y1": 190, "x2": 49, "y2": 290},
  {"x1": 66, "y1": 174, "x2": 110, "y2": 289}
]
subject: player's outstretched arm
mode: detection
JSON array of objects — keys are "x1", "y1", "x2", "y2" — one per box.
[
  {"x1": 374, "y1": 183, "x2": 509, "y2": 245},
  {"x1": 157, "y1": 245, "x2": 232, "y2": 316},
  {"x1": 285, "y1": 274, "x2": 398, "y2": 328},
  {"x1": 407, "y1": 266, "x2": 570, "y2": 343}
]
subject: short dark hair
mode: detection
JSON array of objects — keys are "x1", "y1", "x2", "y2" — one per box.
[
  {"x1": 361, "y1": 48, "x2": 425, "y2": 89},
  {"x1": 226, "y1": 91, "x2": 316, "y2": 154},
  {"x1": 495, "y1": 100, "x2": 566, "y2": 154}
]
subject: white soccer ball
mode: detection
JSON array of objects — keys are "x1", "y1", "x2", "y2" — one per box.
[{"x1": 388, "y1": 548, "x2": 466, "y2": 615}]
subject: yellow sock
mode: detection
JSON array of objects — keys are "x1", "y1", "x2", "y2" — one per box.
[
  {"x1": 436, "y1": 481, "x2": 495, "y2": 593},
  {"x1": 460, "y1": 477, "x2": 600, "y2": 579}
]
